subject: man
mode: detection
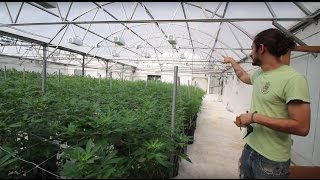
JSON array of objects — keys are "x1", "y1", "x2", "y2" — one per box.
[{"x1": 223, "y1": 28, "x2": 311, "y2": 179}]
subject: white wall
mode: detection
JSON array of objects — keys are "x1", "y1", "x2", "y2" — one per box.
[
  {"x1": 192, "y1": 77, "x2": 208, "y2": 93},
  {"x1": 289, "y1": 21, "x2": 320, "y2": 165},
  {"x1": 0, "y1": 55, "x2": 70, "y2": 75},
  {"x1": 217, "y1": 23, "x2": 320, "y2": 166},
  {"x1": 133, "y1": 69, "x2": 207, "y2": 90},
  {"x1": 0, "y1": 55, "x2": 136, "y2": 81},
  {"x1": 220, "y1": 64, "x2": 257, "y2": 115}
]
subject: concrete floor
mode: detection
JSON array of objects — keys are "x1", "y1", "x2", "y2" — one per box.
[{"x1": 175, "y1": 94, "x2": 245, "y2": 179}]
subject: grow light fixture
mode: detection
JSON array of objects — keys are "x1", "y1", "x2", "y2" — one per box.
[
  {"x1": 135, "y1": 44, "x2": 142, "y2": 49},
  {"x1": 35, "y1": 2, "x2": 57, "y2": 9},
  {"x1": 144, "y1": 52, "x2": 151, "y2": 58},
  {"x1": 68, "y1": 36, "x2": 83, "y2": 46},
  {"x1": 167, "y1": 34, "x2": 177, "y2": 44},
  {"x1": 113, "y1": 35, "x2": 125, "y2": 46},
  {"x1": 112, "y1": 51, "x2": 120, "y2": 57},
  {"x1": 0, "y1": 37, "x2": 15, "y2": 46}
]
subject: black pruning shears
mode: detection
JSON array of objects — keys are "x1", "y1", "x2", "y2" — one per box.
[{"x1": 243, "y1": 111, "x2": 254, "y2": 139}]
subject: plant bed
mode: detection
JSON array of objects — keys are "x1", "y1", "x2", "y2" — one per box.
[{"x1": 0, "y1": 69, "x2": 204, "y2": 179}]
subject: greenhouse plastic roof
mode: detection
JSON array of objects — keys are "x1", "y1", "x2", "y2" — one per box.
[{"x1": 0, "y1": 2, "x2": 320, "y2": 74}]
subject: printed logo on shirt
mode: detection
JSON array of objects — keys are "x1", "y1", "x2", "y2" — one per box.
[{"x1": 261, "y1": 82, "x2": 270, "y2": 94}]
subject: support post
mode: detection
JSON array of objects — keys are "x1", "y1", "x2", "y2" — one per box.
[
  {"x1": 207, "y1": 75, "x2": 211, "y2": 94},
  {"x1": 170, "y1": 66, "x2": 178, "y2": 179},
  {"x1": 4, "y1": 66, "x2": 6, "y2": 79},
  {"x1": 82, "y1": 55, "x2": 85, "y2": 77},
  {"x1": 171, "y1": 66, "x2": 178, "y2": 133},
  {"x1": 42, "y1": 45, "x2": 47, "y2": 94},
  {"x1": 187, "y1": 80, "x2": 190, "y2": 98},
  {"x1": 58, "y1": 69, "x2": 61, "y2": 83},
  {"x1": 23, "y1": 68, "x2": 25, "y2": 82},
  {"x1": 106, "y1": 61, "x2": 109, "y2": 79},
  {"x1": 109, "y1": 72, "x2": 112, "y2": 89}
]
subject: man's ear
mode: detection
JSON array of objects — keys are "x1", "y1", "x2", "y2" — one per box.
[{"x1": 259, "y1": 44, "x2": 266, "y2": 54}]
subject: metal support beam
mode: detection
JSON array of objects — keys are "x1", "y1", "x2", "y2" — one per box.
[
  {"x1": 293, "y1": 2, "x2": 312, "y2": 16},
  {"x1": 199, "y1": 2, "x2": 210, "y2": 18},
  {"x1": 288, "y1": 9, "x2": 320, "y2": 34},
  {"x1": 206, "y1": 2, "x2": 229, "y2": 60},
  {"x1": 82, "y1": 8, "x2": 99, "y2": 41},
  {"x1": 210, "y1": 2, "x2": 223, "y2": 18},
  {"x1": 14, "y1": 2, "x2": 24, "y2": 24},
  {"x1": 25, "y1": 2, "x2": 139, "y2": 66},
  {"x1": 272, "y1": 21, "x2": 317, "y2": 58},
  {"x1": 0, "y1": 17, "x2": 316, "y2": 27},
  {"x1": 171, "y1": 66, "x2": 178, "y2": 133},
  {"x1": 4, "y1": 2, "x2": 14, "y2": 23},
  {"x1": 0, "y1": 30, "x2": 136, "y2": 68},
  {"x1": 106, "y1": 61, "x2": 109, "y2": 79},
  {"x1": 42, "y1": 45, "x2": 47, "y2": 94},
  {"x1": 82, "y1": 55, "x2": 85, "y2": 76},
  {"x1": 93, "y1": 2, "x2": 162, "y2": 55},
  {"x1": 139, "y1": 2, "x2": 167, "y2": 53},
  {"x1": 181, "y1": 2, "x2": 195, "y2": 54},
  {"x1": 265, "y1": 2, "x2": 277, "y2": 17},
  {"x1": 226, "y1": 23, "x2": 249, "y2": 59},
  {"x1": 186, "y1": 2, "x2": 254, "y2": 40}
]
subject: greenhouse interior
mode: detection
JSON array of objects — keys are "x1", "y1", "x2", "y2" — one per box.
[{"x1": 0, "y1": 2, "x2": 320, "y2": 179}]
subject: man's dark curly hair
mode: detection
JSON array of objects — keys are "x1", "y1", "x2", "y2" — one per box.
[{"x1": 254, "y1": 28, "x2": 296, "y2": 57}]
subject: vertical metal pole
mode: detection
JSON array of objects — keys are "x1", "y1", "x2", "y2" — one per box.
[
  {"x1": 207, "y1": 75, "x2": 211, "y2": 94},
  {"x1": 187, "y1": 80, "x2": 190, "y2": 98},
  {"x1": 106, "y1": 61, "x2": 109, "y2": 79},
  {"x1": 58, "y1": 69, "x2": 61, "y2": 83},
  {"x1": 170, "y1": 66, "x2": 178, "y2": 179},
  {"x1": 99, "y1": 74, "x2": 101, "y2": 85},
  {"x1": 178, "y1": 76, "x2": 181, "y2": 99},
  {"x1": 23, "y1": 68, "x2": 25, "y2": 82},
  {"x1": 82, "y1": 55, "x2": 85, "y2": 77},
  {"x1": 171, "y1": 66, "x2": 178, "y2": 133},
  {"x1": 109, "y1": 72, "x2": 112, "y2": 89},
  {"x1": 42, "y1": 45, "x2": 47, "y2": 94},
  {"x1": 4, "y1": 66, "x2": 6, "y2": 79},
  {"x1": 122, "y1": 65, "x2": 124, "y2": 81}
]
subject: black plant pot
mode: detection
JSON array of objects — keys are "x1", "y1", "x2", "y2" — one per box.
[{"x1": 187, "y1": 114, "x2": 197, "y2": 144}]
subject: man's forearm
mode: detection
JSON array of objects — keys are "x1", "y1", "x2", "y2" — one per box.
[
  {"x1": 230, "y1": 60, "x2": 248, "y2": 80},
  {"x1": 253, "y1": 114, "x2": 309, "y2": 136}
]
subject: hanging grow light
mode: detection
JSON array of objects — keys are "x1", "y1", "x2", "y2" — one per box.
[
  {"x1": 113, "y1": 35, "x2": 125, "y2": 46},
  {"x1": 167, "y1": 34, "x2": 177, "y2": 44},
  {"x1": 112, "y1": 51, "x2": 120, "y2": 57},
  {"x1": 68, "y1": 36, "x2": 83, "y2": 46}
]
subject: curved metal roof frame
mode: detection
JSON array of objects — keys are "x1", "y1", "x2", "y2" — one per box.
[{"x1": 0, "y1": 2, "x2": 319, "y2": 74}]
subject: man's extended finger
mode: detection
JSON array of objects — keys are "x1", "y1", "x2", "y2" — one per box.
[{"x1": 233, "y1": 121, "x2": 240, "y2": 127}]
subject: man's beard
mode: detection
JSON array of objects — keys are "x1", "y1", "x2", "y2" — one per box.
[{"x1": 252, "y1": 57, "x2": 261, "y2": 66}]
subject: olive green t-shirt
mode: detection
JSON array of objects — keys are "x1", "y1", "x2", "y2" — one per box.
[{"x1": 246, "y1": 65, "x2": 310, "y2": 162}]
